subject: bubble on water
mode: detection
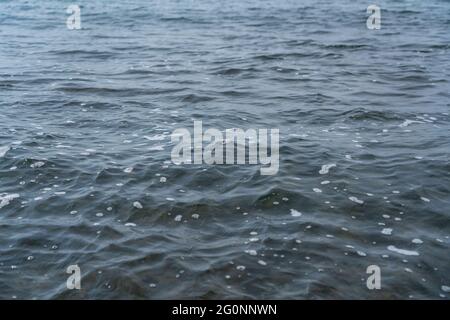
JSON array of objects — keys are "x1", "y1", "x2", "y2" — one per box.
[
  {"x1": 149, "y1": 145, "x2": 164, "y2": 151},
  {"x1": 357, "y1": 251, "x2": 367, "y2": 257},
  {"x1": 319, "y1": 163, "x2": 336, "y2": 174},
  {"x1": 124, "y1": 167, "x2": 133, "y2": 173},
  {"x1": 290, "y1": 209, "x2": 302, "y2": 217},
  {"x1": 257, "y1": 260, "x2": 267, "y2": 266},
  {"x1": 31, "y1": 161, "x2": 45, "y2": 168},
  {"x1": 349, "y1": 196, "x2": 364, "y2": 204},
  {"x1": 133, "y1": 201, "x2": 143, "y2": 209}
]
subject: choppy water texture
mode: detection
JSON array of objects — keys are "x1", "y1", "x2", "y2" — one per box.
[{"x1": 0, "y1": 0, "x2": 449, "y2": 299}]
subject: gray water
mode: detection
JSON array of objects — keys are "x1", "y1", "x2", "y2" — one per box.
[{"x1": 0, "y1": 0, "x2": 449, "y2": 299}]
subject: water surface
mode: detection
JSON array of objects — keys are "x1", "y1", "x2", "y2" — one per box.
[{"x1": 0, "y1": 0, "x2": 449, "y2": 299}]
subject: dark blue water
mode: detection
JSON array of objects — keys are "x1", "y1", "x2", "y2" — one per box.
[{"x1": 0, "y1": 0, "x2": 449, "y2": 299}]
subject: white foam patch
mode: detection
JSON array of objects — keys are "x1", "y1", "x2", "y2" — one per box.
[
  {"x1": 387, "y1": 245, "x2": 419, "y2": 256},
  {"x1": 0, "y1": 146, "x2": 10, "y2": 157},
  {"x1": 31, "y1": 161, "x2": 45, "y2": 168},
  {"x1": 349, "y1": 196, "x2": 364, "y2": 204},
  {"x1": 124, "y1": 167, "x2": 133, "y2": 173},
  {"x1": 412, "y1": 238, "x2": 423, "y2": 244},
  {"x1": 313, "y1": 188, "x2": 322, "y2": 193},
  {"x1": 382, "y1": 228, "x2": 393, "y2": 235},
  {"x1": 420, "y1": 197, "x2": 430, "y2": 202},
  {"x1": 319, "y1": 163, "x2": 336, "y2": 175},
  {"x1": 357, "y1": 251, "x2": 367, "y2": 257},
  {"x1": 290, "y1": 209, "x2": 302, "y2": 217},
  {"x1": 0, "y1": 193, "x2": 20, "y2": 209},
  {"x1": 133, "y1": 201, "x2": 143, "y2": 209}
]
